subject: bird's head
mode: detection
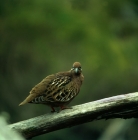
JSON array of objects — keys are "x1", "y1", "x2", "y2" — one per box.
[{"x1": 71, "y1": 62, "x2": 82, "y2": 75}]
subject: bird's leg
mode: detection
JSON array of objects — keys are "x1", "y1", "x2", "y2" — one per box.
[{"x1": 51, "y1": 106, "x2": 56, "y2": 112}]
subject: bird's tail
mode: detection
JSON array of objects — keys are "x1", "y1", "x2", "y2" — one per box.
[{"x1": 19, "y1": 101, "x2": 26, "y2": 106}]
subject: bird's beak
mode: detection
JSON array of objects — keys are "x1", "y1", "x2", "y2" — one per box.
[{"x1": 74, "y1": 68, "x2": 79, "y2": 73}]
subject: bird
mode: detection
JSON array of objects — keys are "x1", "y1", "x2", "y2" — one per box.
[{"x1": 19, "y1": 62, "x2": 84, "y2": 112}]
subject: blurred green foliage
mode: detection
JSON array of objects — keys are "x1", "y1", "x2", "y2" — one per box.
[{"x1": 1, "y1": 0, "x2": 138, "y2": 139}]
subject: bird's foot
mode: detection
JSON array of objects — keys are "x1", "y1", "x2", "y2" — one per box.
[
  {"x1": 58, "y1": 105, "x2": 72, "y2": 112},
  {"x1": 51, "y1": 106, "x2": 72, "y2": 113}
]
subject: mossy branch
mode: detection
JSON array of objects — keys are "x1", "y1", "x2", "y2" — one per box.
[{"x1": 9, "y1": 92, "x2": 138, "y2": 139}]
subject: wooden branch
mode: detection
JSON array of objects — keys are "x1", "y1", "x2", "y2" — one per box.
[{"x1": 9, "y1": 92, "x2": 138, "y2": 139}]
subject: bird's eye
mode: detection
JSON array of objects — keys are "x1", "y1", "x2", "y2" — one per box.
[{"x1": 71, "y1": 67, "x2": 74, "y2": 70}]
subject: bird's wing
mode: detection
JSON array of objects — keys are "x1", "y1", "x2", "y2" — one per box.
[
  {"x1": 44, "y1": 75, "x2": 74, "y2": 103},
  {"x1": 29, "y1": 73, "x2": 73, "y2": 104}
]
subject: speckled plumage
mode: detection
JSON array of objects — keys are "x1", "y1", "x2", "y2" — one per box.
[{"x1": 19, "y1": 62, "x2": 84, "y2": 112}]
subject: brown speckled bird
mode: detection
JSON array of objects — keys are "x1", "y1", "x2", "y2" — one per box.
[{"x1": 19, "y1": 62, "x2": 84, "y2": 112}]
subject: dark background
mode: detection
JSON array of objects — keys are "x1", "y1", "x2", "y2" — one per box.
[{"x1": 1, "y1": 0, "x2": 138, "y2": 139}]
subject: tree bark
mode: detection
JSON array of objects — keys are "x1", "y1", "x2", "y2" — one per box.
[{"x1": 9, "y1": 92, "x2": 138, "y2": 139}]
